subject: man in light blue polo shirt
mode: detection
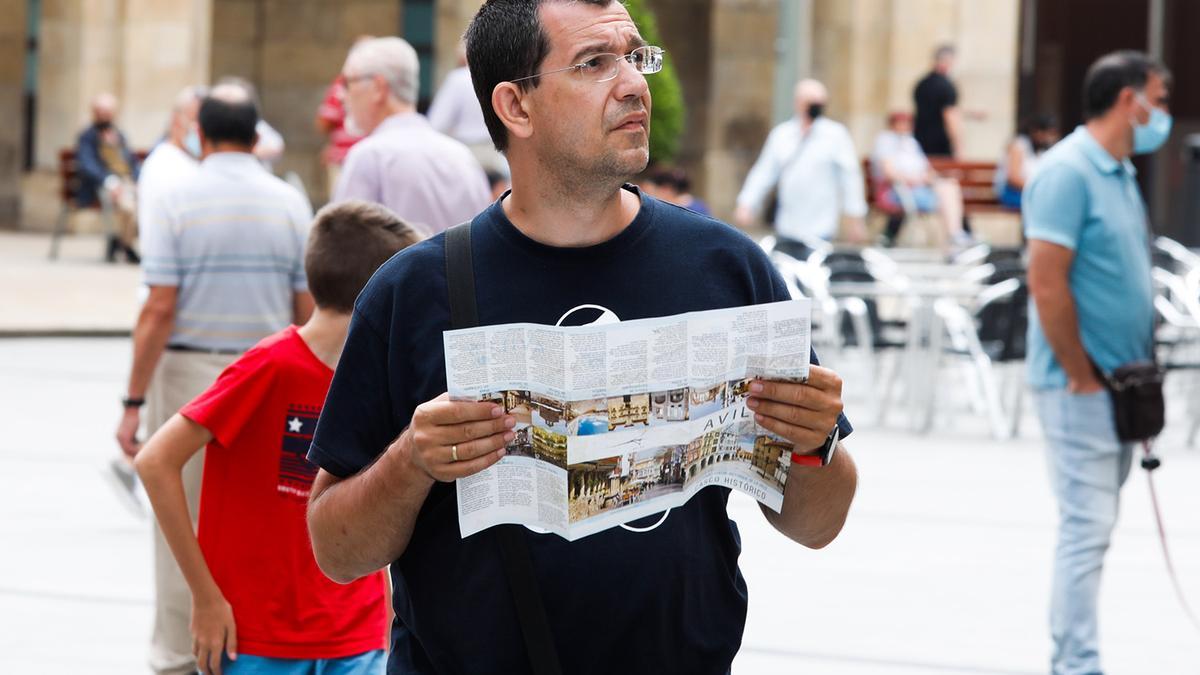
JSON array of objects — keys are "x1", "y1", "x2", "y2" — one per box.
[{"x1": 1024, "y1": 50, "x2": 1172, "y2": 675}]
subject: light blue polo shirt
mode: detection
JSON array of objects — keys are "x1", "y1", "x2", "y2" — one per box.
[{"x1": 1023, "y1": 126, "x2": 1154, "y2": 390}]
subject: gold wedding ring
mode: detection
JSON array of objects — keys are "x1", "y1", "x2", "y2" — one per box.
[{"x1": 451, "y1": 444, "x2": 459, "y2": 462}]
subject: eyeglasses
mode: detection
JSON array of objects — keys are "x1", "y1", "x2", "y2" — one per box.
[{"x1": 510, "y1": 46, "x2": 664, "y2": 85}]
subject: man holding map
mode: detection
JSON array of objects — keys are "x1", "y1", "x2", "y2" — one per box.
[{"x1": 305, "y1": 1, "x2": 858, "y2": 673}]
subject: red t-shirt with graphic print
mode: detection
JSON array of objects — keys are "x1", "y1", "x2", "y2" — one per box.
[{"x1": 180, "y1": 325, "x2": 387, "y2": 659}]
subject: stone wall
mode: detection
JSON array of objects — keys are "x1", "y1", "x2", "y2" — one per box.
[
  {"x1": 0, "y1": 0, "x2": 26, "y2": 228},
  {"x1": 703, "y1": 0, "x2": 780, "y2": 218},
  {"x1": 35, "y1": 0, "x2": 211, "y2": 169},
  {"x1": 810, "y1": 0, "x2": 1020, "y2": 162},
  {"x1": 211, "y1": 0, "x2": 400, "y2": 205}
]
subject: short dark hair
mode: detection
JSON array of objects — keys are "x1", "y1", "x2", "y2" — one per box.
[
  {"x1": 647, "y1": 166, "x2": 690, "y2": 194},
  {"x1": 198, "y1": 86, "x2": 259, "y2": 147},
  {"x1": 304, "y1": 201, "x2": 424, "y2": 313},
  {"x1": 1021, "y1": 113, "x2": 1058, "y2": 136},
  {"x1": 1082, "y1": 50, "x2": 1171, "y2": 120},
  {"x1": 464, "y1": 0, "x2": 613, "y2": 151}
]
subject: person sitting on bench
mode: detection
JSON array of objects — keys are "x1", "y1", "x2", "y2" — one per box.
[
  {"x1": 76, "y1": 92, "x2": 141, "y2": 263},
  {"x1": 995, "y1": 114, "x2": 1060, "y2": 209},
  {"x1": 870, "y1": 110, "x2": 967, "y2": 248}
]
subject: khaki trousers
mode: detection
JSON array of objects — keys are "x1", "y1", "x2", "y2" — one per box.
[{"x1": 145, "y1": 349, "x2": 238, "y2": 675}]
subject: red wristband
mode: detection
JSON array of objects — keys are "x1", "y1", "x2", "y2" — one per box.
[{"x1": 790, "y1": 452, "x2": 822, "y2": 467}]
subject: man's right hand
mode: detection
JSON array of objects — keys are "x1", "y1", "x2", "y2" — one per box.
[
  {"x1": 192, "y1": 591, "x2": 237, "y2": 675},
  {"x1": 1067, "y1": 374, "x2": 1105, "y2": 395},
  {"x1": 116, "y1": 406, "x2": 141, "y2": 459},
  {"x1": 403, "y1": 393, "x2": 514, "y2": 483}
]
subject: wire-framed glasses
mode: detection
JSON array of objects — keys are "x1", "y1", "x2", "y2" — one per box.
[{"x1": 510, "y1": 46, "x2": 664, "y2": 84}]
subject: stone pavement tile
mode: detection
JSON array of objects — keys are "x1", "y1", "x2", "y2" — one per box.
[
  {"x1": 731, "y1": 427, "x2": 1200, "y2": 674},
  {"x1": 0, "y1": 232, "x2": 141, "y2": 335}
]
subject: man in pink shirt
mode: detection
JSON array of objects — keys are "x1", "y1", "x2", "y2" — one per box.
[
  {"x1": 334, "y1": 37, "x2": 492, "y2": 235},
  {"x1": 315, "y1": 74, "x2": 364, "y2": 197}
]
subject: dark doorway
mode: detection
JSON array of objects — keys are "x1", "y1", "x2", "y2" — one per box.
[
  {"x1": 1019, "y1": 0, "x2": 1200, "y2": 244},
  {"x1": 402, "y1": 0, "x2": 435, "y2": 113}
]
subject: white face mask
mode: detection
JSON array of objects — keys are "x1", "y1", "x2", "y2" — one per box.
[{"x1": 343, "y1": 113, "x2": 365, "y2": 138}]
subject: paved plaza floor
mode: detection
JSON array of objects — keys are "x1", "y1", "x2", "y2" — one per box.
[{"x1": 2, "y1": 336, "x2": 1198, "y2": 674}]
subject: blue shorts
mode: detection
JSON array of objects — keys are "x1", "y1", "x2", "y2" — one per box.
[
  {"x1": 886, "y1": 185, "x2": 939, "y2": 213},
  {"x1": 220, "y1": 650, "x2": 386, "y2": 675},
  {"x1": 999, "y1": 183, "x2": 1022, "y2": 209}
]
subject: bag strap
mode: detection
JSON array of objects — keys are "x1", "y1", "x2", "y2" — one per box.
[{"x1": 443, "y1": 222, "x2": 564, "y2": 675}]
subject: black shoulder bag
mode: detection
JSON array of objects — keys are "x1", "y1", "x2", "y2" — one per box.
[
  {"x1": 1094, "y1": 358, "x2": 1165, "y2": 444},
  {"x1": 444, "y1": 223, "x2": 564, "y2": 675}
]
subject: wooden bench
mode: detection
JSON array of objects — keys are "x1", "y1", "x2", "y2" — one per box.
[
  {"x1": 863, "y1": 157, "x2": 1009, "y2": 215},
  {"x1": 48, "y1": 147, "x2": 148, "y2": 260}
]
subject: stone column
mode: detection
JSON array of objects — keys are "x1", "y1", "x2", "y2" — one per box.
[
  {"x1": 702, "y1": 0, "x2": 779, "y2": 219},
  {"x1": 34, "y1": 1, "x2": 212, "y2": 164},
  {"x1": 648, "y1": 0, "x2": 714, "y2": 192},
  {"x1": 121, "y1": 0, "x2": 213, "y2": 149},
  {"x1": 35, "y1": 0, "x2": 122, "y2": 172},
  {"x1": 0, "y1": 0, "x2": 26, "y2": 228},
  {"x1": 810, "y1": 0, "x2": 1019, "y2": 161},
  {"x1": 212, "y1": 0, "x2": 399, "y2": 205}
]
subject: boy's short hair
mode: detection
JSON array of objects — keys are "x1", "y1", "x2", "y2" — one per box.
[{"x1": 305, "y1": 201, "x2": 423, "y2": 313}]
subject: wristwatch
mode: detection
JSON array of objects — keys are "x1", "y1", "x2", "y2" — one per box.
[
  {"x1": 791, "y1": 425, "x2": 840, "y2": 467},
  {"x1": 121, "y1": 395, "x2": 146, "y2": 409}
]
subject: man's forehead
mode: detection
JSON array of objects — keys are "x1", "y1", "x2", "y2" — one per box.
[{"x1": 540, "y1": 2, "x2": 643, "y2": 55}]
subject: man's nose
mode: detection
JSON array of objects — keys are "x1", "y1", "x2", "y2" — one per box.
[{"x1": 613, "y1": 57, "x2": 649, "y2": 99}]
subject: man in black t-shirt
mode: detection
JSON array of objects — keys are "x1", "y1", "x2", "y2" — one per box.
[
  {"x1": 305, "y1": 2, "x2": 859, "y2": 674},
  {"x1": 913, "y1": 44, "x2": 961, "y2": 158}
]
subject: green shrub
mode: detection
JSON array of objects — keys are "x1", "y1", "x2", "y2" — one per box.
[{"x1": 625, "y1": 0, "x2": 684, "y2": 163}]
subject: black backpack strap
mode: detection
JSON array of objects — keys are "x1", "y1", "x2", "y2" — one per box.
[{"x1": 443, "y1": 222, "x2": 564, "y2": 675}]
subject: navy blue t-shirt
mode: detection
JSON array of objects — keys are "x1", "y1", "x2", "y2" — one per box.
[{"x1": 309, "y1": 186, "x2": 852, "y2": 675}]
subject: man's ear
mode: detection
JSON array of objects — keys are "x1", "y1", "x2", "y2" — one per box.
[
  {"x1": 1117, "y1": 86, "x2": 1139, "y2": 116},
  {"x1": 492, "y1": 82, "x2": 534, "y2": 142}
]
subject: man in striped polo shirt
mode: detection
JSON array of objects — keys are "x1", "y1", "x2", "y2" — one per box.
[{"x1": 114, "y1": 81, "x2": 314, "y2": 675}]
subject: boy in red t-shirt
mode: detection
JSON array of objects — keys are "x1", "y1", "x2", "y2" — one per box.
[{"x1": 136, "y1": 201, "x2": 422, "y2": 675}]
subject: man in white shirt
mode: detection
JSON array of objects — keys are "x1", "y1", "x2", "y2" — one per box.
[
  {"x1": 137, "y1": 87, "x2": 204, "y2": 237},
  {"x1": 427, "y1": 41, "x2": 509, "y2": 176},
  {"x1": 735, "y1": 79, "x2": 868, "y2": 246}
]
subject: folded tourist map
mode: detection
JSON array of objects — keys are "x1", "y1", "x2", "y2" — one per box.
[{"x1": 443, "y1": 299, "x2": 812, "y2": 540}]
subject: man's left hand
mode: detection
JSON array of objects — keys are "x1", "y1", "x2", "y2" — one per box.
[{"x1": 746, "y1": 366, "x2": 843, "y2": 452}]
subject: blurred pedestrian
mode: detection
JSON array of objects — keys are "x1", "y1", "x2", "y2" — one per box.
[
  {"x1": 995, "y1": 114, "x2": 1060, "y2": 209},
  {"x1": 137, "y1": 87, "x2": 205, "y2": 244},
  {"x1": 735, "y1": 78, "x2": 868, "y2": 246},
  {"x1": 428, "y1": 40, "x2": 510, "y2": 176},
  {"x1": 643, "y1": 165, "x2": 710, "y2": 216},
  {"x1": 136, "y1": 201, "x2": 421, "y2": 675},
  {"x1": 335, "y1": 37, "x2": 491, "y2": 235},
  {"x1": 216, "y1": 76, "x2": 286, "y2": 171},
  {"x1": 76, "y1": 92, "x2": 141, "y2": 262},
  {"x1": 1025, "y1": 50, "x2": 1172, "y2": 675},
  {"x1": 116, "y1": 82, "x2": 314, "y2": 675},
  {"x1": 913, "y1": 44, "x2": 962, "y2": 158},
  {"x1": 870, "y1": 110, "x2": 966, "y2": 248}
]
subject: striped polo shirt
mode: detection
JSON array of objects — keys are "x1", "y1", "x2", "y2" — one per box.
[{"x1": 140, "y1": 152, "x2": 312, "y2": 352}]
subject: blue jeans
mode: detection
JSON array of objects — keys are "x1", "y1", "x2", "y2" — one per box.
[
  {"x1": 219, "y1": 650, "x2": 386, "y2": 675},
  {"x1": 1035, "y1": 389, "x2": 1134, "y2": 675}
]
